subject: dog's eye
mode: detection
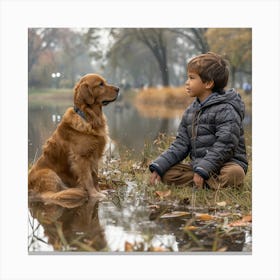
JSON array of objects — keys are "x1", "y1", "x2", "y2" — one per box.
[{"x1": 99, "y1": 82, "x2": 104, "y2": 87}]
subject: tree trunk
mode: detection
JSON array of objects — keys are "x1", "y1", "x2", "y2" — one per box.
[
  {"x1": 137, "y1": 29, "x2": 170, "y2": 86},
  {"x1": 231, "y1": 66, "x2": 236, "y2": 88},
  {"x1": 159, "y1": 62, "x2": 169, "y2": 86}
]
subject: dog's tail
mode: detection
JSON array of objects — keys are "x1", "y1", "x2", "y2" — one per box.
[{"x1": 29, "y1": 188, "x2": 88, "y2": 208}]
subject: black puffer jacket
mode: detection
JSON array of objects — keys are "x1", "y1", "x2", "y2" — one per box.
[{"x1": 149, "y1": 89, "x2": 248, "y2": 179}]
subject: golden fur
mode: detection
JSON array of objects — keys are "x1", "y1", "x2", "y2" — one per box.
[{"x1": 28, "y1": 74, "x2": 119, "y2": 206}]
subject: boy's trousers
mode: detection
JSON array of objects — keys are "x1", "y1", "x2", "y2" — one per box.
[{"x1": 162, "y1": 162, "x2": 245, "y2": 189}]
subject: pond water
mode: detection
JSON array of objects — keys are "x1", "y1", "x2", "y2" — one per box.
[
  {"x1": 28, "y1": 90, "x2": 252, "y2": 253},
  {"x1": 28, "y1": 182, "x2": 252, "y2": 253}
]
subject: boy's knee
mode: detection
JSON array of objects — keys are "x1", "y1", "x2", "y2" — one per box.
[
  {"x1": 162, "y1": 163, "x2": 193, "y2": 186},
  {"x1": 162, "y1": 167, "x2": 181, "y2": 185},
  {"x1": 220, "y1": 162, "x2": 245, "y2": 187}
]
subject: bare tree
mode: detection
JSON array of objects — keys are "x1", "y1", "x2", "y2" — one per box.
[
  {"x1": 28, "y1": 28, "x2": 58, "y2": 74},
  {"x1": 169, "y1": 28, "x2": 209, "y2": 53},
  {"x1": 28, "y1": 28, "x2": 94, "y2": 88},
  {"x1": 86, "y1": 28, "x2": 210, "y2": 87}
]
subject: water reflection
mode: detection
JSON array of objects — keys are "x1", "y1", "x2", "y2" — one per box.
[
  {"x1": 28, "y1": 105, "x2": 65, "y2": 163},
  {"x1": 98, "y1": 182, "x2": 180, "y2": 252},
  {"x1": 29, "y1": 198, "x2": 106, "y2": 252}
]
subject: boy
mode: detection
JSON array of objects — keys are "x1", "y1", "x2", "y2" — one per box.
[{"x1": 149, "y1": 52, "x2": 248, "y2": 189}]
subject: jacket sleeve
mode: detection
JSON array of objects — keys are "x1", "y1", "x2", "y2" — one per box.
[
  {"x1": 193, "y1": 104, "x2": 241, "y2": 177},
  {"x1": 149, "y1": 111, "x2": 191, "y2": 177}
]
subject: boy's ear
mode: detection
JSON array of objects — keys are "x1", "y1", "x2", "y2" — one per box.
[{"x1": 205, "y1": 80, "x2": 214, "y2": 89}]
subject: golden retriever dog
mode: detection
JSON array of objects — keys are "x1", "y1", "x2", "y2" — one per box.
[{"x1": 28, "y1": 74, "x2": 119, "y2": 207}]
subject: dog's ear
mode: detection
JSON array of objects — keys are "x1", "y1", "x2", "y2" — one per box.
[{"x1": 78, "y1": 82, "x2": 95, "y2": 105}]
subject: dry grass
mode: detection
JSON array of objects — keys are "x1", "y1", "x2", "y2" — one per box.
[
  {"x1": 135, "y1": 86, "x2": 194, "y2": 107},
  {"x1": 28, "y1": 88, "x2": 73, "y2": 106},
  {"x1": 130, "y1": 129, "x2": 251, "y2": 215}
]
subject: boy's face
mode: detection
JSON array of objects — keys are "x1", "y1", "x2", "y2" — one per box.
[{"x1": 185, "y1": 71, "x2": 213, "y2": 102}]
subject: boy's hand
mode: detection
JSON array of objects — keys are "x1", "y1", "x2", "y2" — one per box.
[
  {"x1": 193, "y1": 173, "x2": 204, "y2": 188},
  {"x1": 150, "y1": 171, "x2": 161, "y2": 185}
]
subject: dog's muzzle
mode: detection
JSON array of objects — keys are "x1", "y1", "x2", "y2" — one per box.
[{"x1": 102, "y1": 90, "x2": 119, "y2": 106}]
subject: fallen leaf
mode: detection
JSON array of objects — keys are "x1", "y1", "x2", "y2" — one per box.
[
  {"x1": 217, "y1": 246, "x2": 228, "y2": 252},
  {"x1": 196, "y1": 213, "x2": 215, "y2": 221},
  {"x1": 160, "y1": 211, "x2": 190, "y2": 218},
  {"x1": 228, "y1": 214, "x2": 252, "y2": 227},
  {"x1": 155, "y1": 190, "x2": 171, "y2": 199},
  {"x1": 216, "y1": 201, "x2": 227, "y2": 207},
  {"x1": 183, "y1": 225, "x2": 198, "y2": 231},
  {"x1": 148, "y1": 246, "x2": 169, "y2": 252},
  {"x1": 242, "y1": 215, "x2": 252, "y2": 222},
  {"x1": 228, "y1": 220, "x2": 249, "y2": 227},
  {"x1": 125, "y1": 241, "x2": 133, "y2": 252}
]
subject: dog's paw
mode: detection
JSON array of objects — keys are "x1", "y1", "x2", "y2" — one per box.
[{"x1": 89, "y1": 190, "x2": 107, "y2": 200}]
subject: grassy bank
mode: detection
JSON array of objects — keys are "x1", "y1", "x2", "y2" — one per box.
[
  {"x1": 100, "y1": 132, "x2": 252, "y2": 219},
  {"x1": 28, "y1": 88, "x2": 73, "y2": 106}
]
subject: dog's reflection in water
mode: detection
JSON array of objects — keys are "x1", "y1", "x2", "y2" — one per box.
[{"x1": 29, "y1": 198, "x2": 106, "y2": 251}]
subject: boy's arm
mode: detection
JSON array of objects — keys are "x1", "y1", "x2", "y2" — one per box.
[
  {"x1": 193, "y1": 104, "x2": 242, "y2": 178},
  {"x1": 149, "y1": 112, "x2": 191, "y2": 177}
]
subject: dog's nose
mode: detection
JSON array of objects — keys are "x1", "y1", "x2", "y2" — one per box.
[{"x1": 115, "y1": 87, "x2": 120, "y2": 93}]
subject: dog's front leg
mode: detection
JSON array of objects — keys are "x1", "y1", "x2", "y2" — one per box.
[
  {"x1": 81, "y1": 171, "x2": 105, "y2": 199},
  {"x1": 91, "y1": 162, "x2": 104, "y2": 193},
  {"x1": 71, "y1": 156, "x2": 105, "y2": 199}
]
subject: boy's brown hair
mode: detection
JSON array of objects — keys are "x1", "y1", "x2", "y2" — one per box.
[{"x1": 187, "y1": 52, "x2": 229, "y2": 93}]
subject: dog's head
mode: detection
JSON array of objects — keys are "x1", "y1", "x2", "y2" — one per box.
[{"x1": 74, "y1": 74, "x2": 119, "y2": 108}]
